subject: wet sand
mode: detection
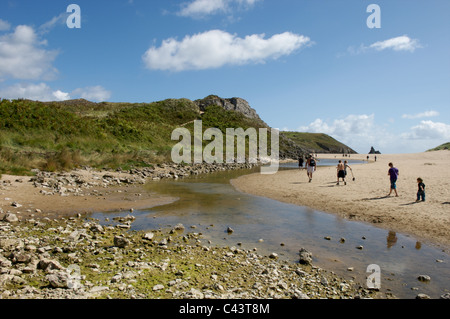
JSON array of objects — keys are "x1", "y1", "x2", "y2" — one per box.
[
  {"x1": 0, "y1": 169, "x2": 176, "y2": 220},
  {"x1": 232, "y1": 151, "x2": 450, "y2": 249}
]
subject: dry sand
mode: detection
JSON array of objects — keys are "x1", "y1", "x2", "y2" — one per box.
[{"x1": 232, "y1": 151, "x2": 450, "y2": 249}]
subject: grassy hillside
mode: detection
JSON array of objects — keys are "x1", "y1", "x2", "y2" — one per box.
[
  {"x1": 281, "y1": 132, "x2": 356, "y2": 155},
  {"x1": 427, "y1": 142, "x2": 450, "y2": 151},
  {"x1": 0, "y1": 98, "x2": 282, "y2": 175}
]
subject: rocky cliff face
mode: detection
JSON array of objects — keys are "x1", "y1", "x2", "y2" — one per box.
[{"x1": 194, "y1": 95, "x2": 266, "y2": 125}]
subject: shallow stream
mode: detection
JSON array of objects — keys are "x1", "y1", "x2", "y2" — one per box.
[{"x1": 91, "y1": 160, "x2": 450, "y2": 299}]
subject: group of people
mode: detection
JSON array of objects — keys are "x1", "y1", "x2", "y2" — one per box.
[
  {"x1": 298, "y1": 155, "x2": 426, "y2": 202},
  {"x1": 299, "y1": 155, "x2": 352, "y2": 185}
]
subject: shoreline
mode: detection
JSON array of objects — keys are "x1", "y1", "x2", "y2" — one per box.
[{"x1": 232, "y1": 151, "x2": 450, "y2": 250}]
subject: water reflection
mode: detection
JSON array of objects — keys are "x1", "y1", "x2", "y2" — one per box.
[{"x1": 387, "y1": 231, "x2": 398, "y2": 249}]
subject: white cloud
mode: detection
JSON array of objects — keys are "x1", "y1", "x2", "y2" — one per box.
[
  {"x1": 143, "y1": 30, "x2": 311, "y2": 71},
  {"x1": 346, "y1": 35, "x2": 422, "y2": 56},
  {"x1": 0, "y1": 83, "x2": 111, "y2": 102},
  {"x1": 0, "y1": 19, "x2": 11, "y2": 31},
  {"x1": 369, "y1": 35, "x2": 422, "y2": 52},
  {"x1": 0, "y1": 82, "x2": 70, "y2": 101},
  {"x1": 178, "y1": 0, "x2": 227, "y2": 17},
  {"x1": 53, "y1": 90, "x2": 71, "y2": 101},
  {"x1": 297, "y1": 114, "x2": 394, "y2": 153},
  {"x1": 0, "y1": 25, "x2": 59, "y2": 80},
  {"x1": 38, "y1": 13, "x2": 70, "y2": 35},
  {"x1": 177, "y1": 0, "x2": 261, "y2": 18},
  {"x1": 402, "y1": 110, "x2": 439, "y2": 119},
  {"x1": 71, "y1": 86, "x2": 111, "y2": 102},
  {"x1": 401, "y1": 120, "x2": 450, "y2": 140}
]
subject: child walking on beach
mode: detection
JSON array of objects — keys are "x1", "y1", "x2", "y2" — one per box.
[
  {"x1": 387, "y1": 162, "x2": 399, "y2": 197},
  {"x1": 416, "y1": 178, "x2": 426, "y2": 202}
]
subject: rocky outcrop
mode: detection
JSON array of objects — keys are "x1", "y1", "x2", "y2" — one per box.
[
  {"x1": 369, "y1": 147, "x2": 381, "y2": 154},
  {"x1": 195, "y1": 95, "x2": 266, "y2": 124}
]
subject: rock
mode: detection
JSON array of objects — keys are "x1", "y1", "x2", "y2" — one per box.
[
  {"x1": 0, "y1": 274, "x2": 27, "y2": 287},
  {"x1": 68, "y1": 230, "x2": 82, "y2": 242},
  {"x1": 174, "y1": 223, "x2": 185, "y2": 231},
  {"x1": 416, "y1": 293, "x2": 431, "y2": 299},
  {"x1": 369, "y1": 146, "x2": 381, "y2": 154},
  {"x1": 0, "y1": 238, "x2": 24, "y2": 251},
  {"x1": 142, "y1": 232, "x2": 154, "y2": 241},
  {"x1": 114, "y1": 236, "x2": 129, "y2": 248},
  {"x1": 194, "y1": 96, "x2": 264, "y2": 122},
  {"x1": 0, "y1": 255, "x2": 12, "y2": 268},
  {"x1": 11, "y1": 202, "x2": 22, "y2": 208},
  {"x1": 90, "y1": 224, "x2": 104, "y2": 233},
  {"x1": 227, "y1": 227, "x2": 234, "y2": 234},
  {"x1": 340, "y1": 238, "x2": 346, "y2": 243},
  {"x1": 417, "y1": 275, "x2": 431, "y2": 282},
  {"x1": 3, "y1": 213, "x2": 19, "y2": 223},
  {"x1": 324, "y1": 236, "x2": 331, "y2": 241},
  {"x1": 153, "y1": 284, "x2": 164, "y2": 291},
  {"x1": 46, "y1": 271, "x2": 71, "y2": 289},
  {"x1": 441, "y1": 293, "x2": 450, "y2": 299},
  {"x1": 38, "y1": 258, "x2": 64, "y2": 272},
  {"x1": 356, "y1": 245, "x2": 364, "y2": 250},
  {"x1": 269, "y1": 253, "x2": 278, "y2": 259},
  {"x1": 11, "y1": 251, "x2": 32, "y2": 264},
  {"x1": 299, "y1": 248, "x2": 313, "y2": 266}
]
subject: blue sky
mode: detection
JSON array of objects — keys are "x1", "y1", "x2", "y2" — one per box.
[{"x1": 0, "y1": 0, "x2": 449, "y2": 153}]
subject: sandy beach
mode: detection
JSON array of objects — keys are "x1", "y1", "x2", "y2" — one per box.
[{"x1": 232, "y1": 151, "x2": 450, "y2": 249}]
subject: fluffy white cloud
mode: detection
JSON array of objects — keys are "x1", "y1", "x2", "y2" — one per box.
[
  {"x1": 297, "y1": 114, "x2": 395, "y2": 153},
  {"x1": 402, "y1": 120, "x2": 450, "y2": 140},
  {"x1": 71, "y1": 86, "x2": 111, "y2": 102},
  {"x1": 0, "y1": 83, "x2": 70, "y2": 101},
  {"x1": 369, "y1": 35, "x2": 421, "y2": 52},
  {"x1": 143, "y1": 30, "x2": 311, "y2": 71},
  {"x1": 0, "y1": 25, "x2": 59, "y2": 80},
  {"x1": 402, "y1": 111, "x2": 439, "y2": 119},
  {"x1": 299, "y1": 114, "x2": 376, "y2": 137},
  {"x1": 177, "y1": 0, "x2": 261, "y2": 17}
]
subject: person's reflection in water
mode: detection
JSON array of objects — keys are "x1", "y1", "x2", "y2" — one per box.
[
  {"x1": 387, "y1": 231, "x2": 398, "y2": 249},
  {"x1": 415, "y1": 241, "x2": 422, "y2": 250}
]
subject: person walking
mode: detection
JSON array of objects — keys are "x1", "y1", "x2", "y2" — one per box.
[
  {"x1": 336, "y1": 160, "x2": 346, "y2": 185},
  {"x1": 306, "y1": 155, "x2": 317, "y2": 183},
  {"x1": 416, "y1": 178, "x2": 426, "y2": 202},
  {"x1": 298, "y1": 156, "x2": 304, "y2": 169},
  {"x1": 387, "y1": 162, "x2": 399, "y2": 197}
]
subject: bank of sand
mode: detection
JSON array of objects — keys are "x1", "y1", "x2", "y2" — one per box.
[
  {"x1": 0, "y1": 169, "x2": 176, "y2": 220},
  {"x1": 232, "y1": 151, "x2": 450, "y2": 249}
]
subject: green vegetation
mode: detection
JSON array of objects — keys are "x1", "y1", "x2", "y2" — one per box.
[
  {"x1": 0, "y1": 98, "x2": 356, "y2": 176},
  {"x1": 281, "y1": 131, "x2": 356, "y2": 154},
  {"x1": 0, "y1": 98, "x2": 269, "y2": 175},
  {"x1": 427, "y1": 142, "x2": 450, "y2": 152}
]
